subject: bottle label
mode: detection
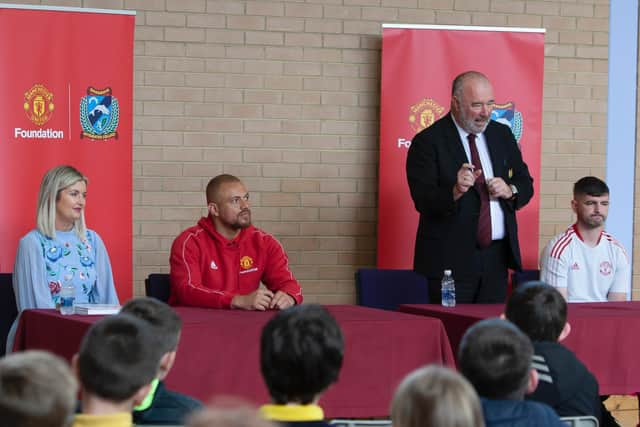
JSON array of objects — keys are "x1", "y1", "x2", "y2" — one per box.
[
  {"x1": 60, "y1": 296, "x2": 75, "y2": 308},
  {"x1": 441, "y1": 283, "x2": 456, "y2": 307}
]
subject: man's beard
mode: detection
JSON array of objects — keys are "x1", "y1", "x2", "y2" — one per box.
[
  {"x1": 582, "y1": 214, "x2": 606, "y2": 229},
  {"x1": 230, "y1": 210, "x2": 251, "y2": 230},
  {"x1": 460, "y1": 110, "x2": 490, "y2": 134}
]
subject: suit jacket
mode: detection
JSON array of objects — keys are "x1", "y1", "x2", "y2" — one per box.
[{"x1": 406, "y1": 113, "x2": 534, "y2": 280}]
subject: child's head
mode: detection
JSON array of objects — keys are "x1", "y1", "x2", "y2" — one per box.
[
  {"x1": 391, "y1": 365, "x2": 485, "y2": 427},
  {"x1": 505, "y1": 282, "x2": 569, "y2": 342},
  {"x1": 458, "y1": 318, "x2": 536, "y2": 400},
  {"x1": 120, "y1": 297, "x2": 182, "y2": 352},
  {"x1": 120, "y1": 297, "x2": 183, "y2": 378},
  {"x1": 188, "y1": 406, "x2": 276, "y2": 427},
  {"x1": 0, "y1": 350, "x2": 78, "y2": 427},
  {"x1": 260, "y1": 304, "x2": 344, "y2": 404},
  {"x1": 75, "y1": 314, "x2": 162, "y2": 405}
]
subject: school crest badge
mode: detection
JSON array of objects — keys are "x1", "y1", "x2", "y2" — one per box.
[
  {"x1": 80, "y1": 87, "x2": 119, "y2": 140},
  {"x1": 491, "y1": 101, "x2": 523, "y2": 144}
]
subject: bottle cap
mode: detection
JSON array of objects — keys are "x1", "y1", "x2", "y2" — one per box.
[{"x1": 444, "y1": 269, "x2": 452, "y2": 275}]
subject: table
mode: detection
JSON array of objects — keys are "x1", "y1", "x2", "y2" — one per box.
[
  {"x1": 14, "y1": 305, "x2": 454, "y2": 418},
  {"x1": 399, "y1": 302, "x2": 640, "y2": 395}
]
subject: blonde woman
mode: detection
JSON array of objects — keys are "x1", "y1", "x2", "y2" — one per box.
[
  {"x1": 391, "y1": 365, "x2": 485, "y2": 427},
  {"x1": 7, "y1": 166, "x2": 119, "y2": 351},
  {"x1": 14, "y1": 164, "x2": 119, "y2": 308}
]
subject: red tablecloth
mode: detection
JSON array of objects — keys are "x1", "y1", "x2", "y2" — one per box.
[
  {"x1": 14, "y1": 304, "x2": 454, "y2": 418},
  {"x1": 399, "y1": 302, "x2": 640, "y2": 395}
]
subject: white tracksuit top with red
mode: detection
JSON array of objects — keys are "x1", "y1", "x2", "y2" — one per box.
[
  {"x1": 540, "y1": 224, "x2": 629, "y2": 302},
  {"x1": 169, "y1": 217, "x2": 303, "y2": 308}
]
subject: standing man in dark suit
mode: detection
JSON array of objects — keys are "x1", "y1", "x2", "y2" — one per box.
[{"x1": 406, "y1": 71, "x2": 534, "y2": 303}]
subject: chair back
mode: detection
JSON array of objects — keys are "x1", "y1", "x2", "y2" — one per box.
[
  {"x1": 511, "y1": 269, "x2": 540, "y2": 288},
  {"x1": 559, "y1": 415, "x2": 599, "y2": 427},
  {"x1": 356, "y1": 268, "x2": 429, "y2": 311},
  {"x1": 0, "y1": 273, "x2": 18, "y2": 356},
  {"x1": 145, "y1": 273, "x2": 171, "y2": 303}
]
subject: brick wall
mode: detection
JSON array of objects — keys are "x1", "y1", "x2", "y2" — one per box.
[{"x1": 24, "y1": 0, "x2": 617, "y2": 302}]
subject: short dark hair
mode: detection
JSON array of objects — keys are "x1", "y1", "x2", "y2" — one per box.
[
  {"x1": 260, "y1": 304, "x2": 344, "y2": 404},
  {"x1": 78, "y1": 314, "x2": 162, "y2": 402},
  {"x1": 573, "y1": 176, "x2": 609, "y2": 197},
  {"x1": 458, "y1": 318, "x2": 533, "y2": 400},
  {"x1": 120, "y1": 297, "x2": 183, "y2": 353},
  {"x1": 206, "y1": 174, "x2": 242, "y2": 204},
  {"x1": 505, "y1": 282, "x2": 567, "y2": 342},
  {"x1": 0, "y1": 350, "x2": 77, "y2": 427}
]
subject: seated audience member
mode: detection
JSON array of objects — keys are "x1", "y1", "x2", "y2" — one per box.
[
  {"x1": 458, "y1": 318, "x2": 565, "y2": 427},
  {"x1": 71, "y1": 314, "x2": 162, "y2": 427},
  {"x1": 505, "y1": 282, "x2": 619, "y2": 426},
  {"x1": 119, "y1": 297, "x2": 202, "y2": 424},
  {"x1": 391, "y1": 365, "x2": 485, "y2": 427},
  {"x1": 9, "y1": 165, "x2": 119, "y2": 351},
  {"x1": 540, "y1": 176, "x2": 629, "y2": 301},
  {"x1": 170, "y1": 174, "x2": 302, "y2": 310},
  {"x1": 188, "y1": 406, "x2": 276, "y2": 427},
  {"x1": 0, "y1": 350, "x2": 78, "y2": 427},
  {"x1": 259, "y1": 304, "x2": 343, "y2": 427}
]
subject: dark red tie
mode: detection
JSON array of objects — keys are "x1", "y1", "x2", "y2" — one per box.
[{"x1": 467, "y1": 133, "x2": 492, "y2": 248}]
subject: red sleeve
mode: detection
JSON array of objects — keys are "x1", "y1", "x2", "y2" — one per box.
[
  {"x1": 168, "y1": 230, "x2": 234, "y2": 309},
  {"x1": 261, "y1": 235, "x2": 303, "y2": 304}
]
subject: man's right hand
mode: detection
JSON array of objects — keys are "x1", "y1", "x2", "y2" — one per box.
[
  {"x1": 231, "y1": 288, "x2": 274, "y2": 311},
  {"x1": 453, "y1": 163, "x2": 482, "y2": 200}
]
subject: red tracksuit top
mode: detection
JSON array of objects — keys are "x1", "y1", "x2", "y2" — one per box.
[{"x1": 169, "y1": 217, "x2": 303, "y2": 308}]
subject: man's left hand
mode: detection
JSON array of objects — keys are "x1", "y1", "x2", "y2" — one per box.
[
  {"x1": 270, "y1": 291, "x2": 295, "y2": 310},
  {"x1": 486, "y1": 177, "x2": 513, "y2": 199}
]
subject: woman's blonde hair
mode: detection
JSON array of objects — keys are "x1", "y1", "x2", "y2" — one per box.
[
  {"x1": 36, "y1": 165, "x2": 88, "y2": 239},
  {"x1": 391, "y1": 365, "x2": 485, "y2": 427}
]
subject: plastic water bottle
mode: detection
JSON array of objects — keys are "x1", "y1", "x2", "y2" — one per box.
[
  {"x1": 59, "y1": 283, "x2": 75, "y2": 315},
  {"x1": 441, "y1": 269, "x2": 456, "y2": 307}
]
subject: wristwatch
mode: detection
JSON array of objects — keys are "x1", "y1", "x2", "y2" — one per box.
[{"x1": 509, "y1": 184, "x2": 518, "y2": 199}]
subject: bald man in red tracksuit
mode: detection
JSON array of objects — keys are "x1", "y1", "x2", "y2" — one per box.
[{"x1": 169, "y1": 174, "x2": 303, "y2": 310}]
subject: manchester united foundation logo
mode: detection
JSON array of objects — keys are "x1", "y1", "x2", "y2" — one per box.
[
  {"x1": 80, "y1": 86, "x2": 120, "y2": 140},
  {"x1": 24, "y1": 84, "x2": 55, "y2": 126},
  {"x1": 409, "y1": 98, "x2": 445, "y2": 133}
]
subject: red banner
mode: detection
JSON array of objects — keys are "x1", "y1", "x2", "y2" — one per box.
[
  {"x1": 378, "y1": 25, "x2": 544, "y2": 270},
  {"x1": 0, "y1": 6, "x2": 134, "y2": 299}
]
